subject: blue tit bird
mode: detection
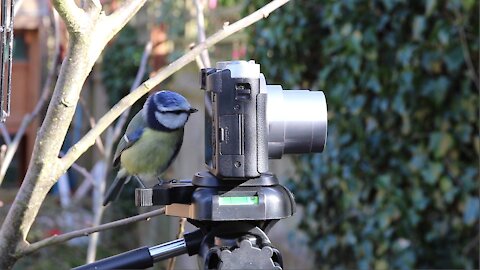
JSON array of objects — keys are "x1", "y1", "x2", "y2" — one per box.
[{"x1": 103, "y1": 90, "x2": 197, "y2": 206}]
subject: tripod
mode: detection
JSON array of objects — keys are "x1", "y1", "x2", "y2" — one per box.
[{"x1": 73, "y1": 171, "x2": 294, "y2": 270}]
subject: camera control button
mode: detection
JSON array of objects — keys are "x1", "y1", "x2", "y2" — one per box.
[{"x1": 219, "y1": 128, "x2": 225, "y2": 142}]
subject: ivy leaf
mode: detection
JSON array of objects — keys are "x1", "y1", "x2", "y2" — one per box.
[
  {"x1": 429, "y1": 132, "x2": 454, "y2": 158},
  {"x1": 462, "y1": 0, "x2": 477, "y2": 10},
  {"x1": 443, "y1": 46, "x2": 464, "y2": 72},
  {"x1": 421, "y1": 162, "x2": 443, "y2": 184},
  {"x1": 412, "y1": 16, "x2": 426, "y2": 41},
  {"x1": 397, "y1": 45, "x2": 416, "y2": 67},
  {"x1": 425, "y1": 0, "x2": 437, "y2": 16},
  {"x1": 463, "y1": 197, "x2": 480, "y2": 225}
]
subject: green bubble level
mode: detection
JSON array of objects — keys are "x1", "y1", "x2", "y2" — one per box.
[{"x1": 218, "y1": 196, "x2": 259, "y2": 206}]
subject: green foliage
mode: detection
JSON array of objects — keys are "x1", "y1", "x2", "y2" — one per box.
[
  {"x1": 102, "y1": 25, "x2": 147, "y2": 107},
  {"x1": 245, "y1": 0, "x2": 479, "y2": 269}
]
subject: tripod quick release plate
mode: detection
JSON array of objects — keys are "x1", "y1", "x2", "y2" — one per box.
[{"x1": 135, "y1": 171, "x2": 296, "y2": 221}]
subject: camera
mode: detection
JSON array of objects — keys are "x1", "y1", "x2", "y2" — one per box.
[
  {"x1": 135, "y1": 60, "x2": 328, "y2": 222},
  {"x1": 201, "y1": 60, "x2": 327, "y2": 179}
]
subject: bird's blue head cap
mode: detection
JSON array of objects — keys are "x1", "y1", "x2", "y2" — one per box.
[{"x1": 143, "y1": 91, "x2": 197, "y2": 131}]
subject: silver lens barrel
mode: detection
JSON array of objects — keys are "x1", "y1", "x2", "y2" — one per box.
[{"x1": 266, "y1": 85, "x2": 327, "y2": 159}]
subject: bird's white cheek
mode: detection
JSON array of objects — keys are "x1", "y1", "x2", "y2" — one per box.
[{"x1": 155, "y1": 112, "x2": 188, "y2": 129}]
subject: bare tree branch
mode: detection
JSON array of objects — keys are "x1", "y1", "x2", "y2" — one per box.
[
  {"x1": 458, "y1": 25, "x2": 479, "y2": 90},
  {"x1": 0, "y1": 1, "x2": 289, "y2": 267},
  {"x1": 52, "y1": 0, "x2": 86, "y2": 34},
  {"x1": 58, "y1": 150, "x2": 96, "y2": 188},
  {"x1": 194, "y1": 0, "x2": 211, "y2": 68},
  {"x1": 73, "y1": 159, "x2": 107, "y2": 203},
  {"x1": 86, "y1": 205, "x2": 105, "y2": 262},
  {"x1": 18, "y1": 208, "x2": 166, "y2": 256},
  {"x1": 0, "y1": 116, "x2": 30, "y2": 182},
  {"x1": 112, "y1": 41, "x2": 153, "y2": 140},
  {"x1": 0, "y1": 124, "x2": 11, "y2": 144},
  {"x1": 0, "y1": 145, "x2": 6, "y2": 165},
  {"x1": 86, "y1": 42, "x2": 152, "y2": 262},
  {"x1": 1, "y1": 0, "x2": 154, "y2": 267},
  {"x1": 453, "y1": 8, "x2": 479, "y2": 91},
  {"x1": 13, "y1": 0, "x2": 26, "y2": 17},
  {"x1": 71, "y1": 162, "x2": 96, "y2": 186},
  {"x1": 31, "y1": 9, "x2": 62, "y2": 118},
  {"x1": 60, "y1": 0, "x2": 291, "y2": 169},
  {"x1": 104, "y1": 0, "x2": 147, "y2": 41},
  {"x1": 78, "y1": 97, "x2": 106, "y2": 156},
  {"x1": 192, "y1": 0, "x2": 213, "y2": 117},
  {"x1": 83, "y1": 0, "x2": 101, "y2": 15}
]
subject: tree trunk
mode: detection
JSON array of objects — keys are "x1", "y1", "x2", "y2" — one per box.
[{"x1": 0, "y1": 36, "x2": 92, "y2": 269}]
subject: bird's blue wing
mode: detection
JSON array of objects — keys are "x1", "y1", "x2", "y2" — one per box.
[
  {"x1": 112, "y1": 109, "x2": 147, "y2": 167},
  {"x1": 113, "y1": 127, "x2": 144, "y2": 168}
]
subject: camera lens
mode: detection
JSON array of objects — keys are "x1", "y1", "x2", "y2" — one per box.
[{"x1": 266, "y1": 85, "x2": 327, "y2": 159}]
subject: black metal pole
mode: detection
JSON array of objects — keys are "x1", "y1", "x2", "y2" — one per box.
[
  {"x1": 0, "y1": 0, "x2": 8, "y2": 118},
  {"x1": 72, "y1": 230, "x2": 203, "y2": 270}
]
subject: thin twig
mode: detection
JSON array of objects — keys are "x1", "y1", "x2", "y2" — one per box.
[
  {"x1": 453, "y1": 9, "x2": 479, "y2": 91},
  {"x1": 0, "y1": 124, "x2": 11, "y2": 144},
  {"x1": 13, "y1": 0, "x2": 26, "y2": 17},
  {"x1": 83, "y1": 0, "x2": 101, "y2": 14},
  {"x1": 112, "y1": 41, "x2": 152, "y2": 140},
  {"x1": 60, "y1": 0, "x2": 290, "y2": 169},
  {"x1": 86, "y1": 204, "x2": 105, "y2": 262},
  {"x1": 462, "y1": 233, "x2": 479, "y2": 255},
  {"x1": 78, "y1": 97, "x2": 106, "y2": 156},
  {"x1": 458, "y1": 25, "x2": 480, "y2": 90},
  {"x1": 0, "y1": 116, "x2": 30, "y2": 185},
  {"x1": 71, "y1": 162, "x2": 96, "y2": 187},
  {"x1": 58, "y1": 151, "x2": 96, "y2": 187},
  {"x1": 32, "y1": 9, "x2": 61, "y2": 118},
  {"x1": 86, "y1": 41, "x2": 152, "y2": 263},
  {"x1": 190, "y1": 43, "x2": 206, "y2": 69},
  {"x1": 193, "y1": 0, "x2": 213, "y2": 117},
  {"x1": 18, "y1": 207, "x2": 166, "y2": 256},
  {"x1": 177, "y1": 9, "x2": 210, "y2": 268},
  {"x1": 194, "y1": 0, "x2": 211, "y2": 68},
  {"x1": 0, "y1": 145, "x2": 7, "y2": 165},
  {"x1": 104, "y1": 0, "x2": 147, "y2": 42},
  {"x1": 72, "y1": 160, "x2": 106, "y2": 203}
]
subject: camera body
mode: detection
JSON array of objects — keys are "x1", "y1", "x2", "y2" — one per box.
[
  {"x1": 201, "y1": 61, "x2": 268, "y2": 179},
  {"x1": 201, "y1": 60, "x2": 327, "y2": 180}
]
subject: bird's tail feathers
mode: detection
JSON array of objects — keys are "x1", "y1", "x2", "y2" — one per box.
[{"x1": 103, "y1": 169, "x2": 131, "y2": 206}]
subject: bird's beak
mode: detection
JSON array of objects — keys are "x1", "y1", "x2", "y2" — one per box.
[{"x1": 188, "y1": 107, "x2": 198, "y2": 113}]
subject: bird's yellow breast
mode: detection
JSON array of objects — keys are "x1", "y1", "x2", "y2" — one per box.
[{"x1": 120, "y1": 128, "x2": 183, "y2": 175}]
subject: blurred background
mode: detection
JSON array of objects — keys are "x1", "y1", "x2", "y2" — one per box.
[{"x1": 0, "y1": 0, "x2": 478, "y2": 269}]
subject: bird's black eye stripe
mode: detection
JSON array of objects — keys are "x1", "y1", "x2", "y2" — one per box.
[{"x1": 164, "y1": 110, "x2": 184, "y2": 114}]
